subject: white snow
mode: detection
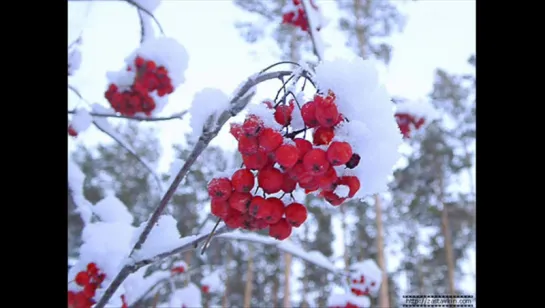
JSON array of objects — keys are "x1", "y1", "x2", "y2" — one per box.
[
  {"x1": 327, "y1": 291, "x2": 371, "y2": 308},
  {"x1": 201, "y1": 269, "x2": 222, "y2": 292},
  {"x1": 166, "y1": 159, "x2": 184, "y2": 188},
  {"x1": 168, "y1": 283, "x2": 202, "y2": 307},
  {"x1": 131, "y1": 215, "x2": 186, "y2": 261},
  {"x1": 189, "y1": 88, "x2": 229, "y2": 140},
  {"x1": 93, "y1": 194, "x2": 134, "y2": 225},
  {"x1": 334, "y1": 185, "x2": 350, "y2": 198},
  {"x1": 124, "y1": 268, "x2": 170, "y2": 305},
  {"x1": 133, "y1": 0, "x2": 162, "y2": 43},
  {"x1": 247, "y1": 102, "x2": 283, "y2": 130},
  {"x1": 133, "y1": 0, "x2": 161, "y2": 12},
  {"x1": 69, "y1": 108, "x2": 92, "y2": 134},
  {"x1": 395, "y1": 98, "x2": 439, "y2": 120},
  {"x1": 314, "y1": 57, "x2": 403, "y2": 197},
  {"x1": 68, "y1": 159, "x2": 93, "y2": 224},
  {"x1": 126, "y1": 37, "x2": 189, "y2": 88}
]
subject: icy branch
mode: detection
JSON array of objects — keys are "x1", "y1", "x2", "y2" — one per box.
[
  {"x1": 68, "y1": 110, "x2": 188, "y2": 122},
  {"x1": 94, "y1": 69, "x2": 296, "y2": 308}
]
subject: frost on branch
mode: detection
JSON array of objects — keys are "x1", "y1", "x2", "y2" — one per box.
[
  {"x1": 314, "y1": 57, "x2": 403, "y2": 197},
  {"x1": 105, "y1": 37, "x2": 189, "y2": 117},
  {"x1": 394, "y1": 98, "x2": 439, "y2": 139},
  {"x1": 189, "y1": 88, "x2": 229, "y2": 140}
]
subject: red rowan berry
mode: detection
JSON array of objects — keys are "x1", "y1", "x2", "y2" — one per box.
[
  {"x1": 294, "y1": 138, "x2": 313, "y2": 161},
  {"x1": 275, "y1": 143, "x2": 299, "y2": 169},
  {"x1": 338, "y1": 176, "x2": 360, "y2": 198},
  {"x1": 313, "y1": 126, "x2": 335, "y2": 145},
  {"x1": 327, "y1": 141, "x2": 353, "y2": 166},
  {"x1": 258, "y1": 128, "x2": 283, "y2": 152},
  {"x1": 242, "y1": 115, "x2": 263, "y2": 137},
  {"x1": 303, "y1": 149, "x2": 330, "y2": 175},
  {"x1": 238, "y1": 135, "x2": 259, "y2": 155},
  {"x1": 224, "y1": 208, "x2": 244, "y2": 228},
  {"x1": 264, "y1": 197, "x2": 285, "y2": 224},
  {"x1": 274, "y1": 103, "x2": 295, "y2": 126},
  {"x1": 248, "y1": 196, "x2": 268, "y2": 218},
  {"x1": 75, "y1": 271, "x2": 89, "y2": 286},
  {"x1": 301, "y1": 101, "x2": 318, "y2": 127},
  {"x1": 68, "y1": 126, "x2": 78, "y2": 137},
  {"x1": 87, "y1": 263, "x2": 98, "y2": 275},
  {"x1": 299, "y1": 178, "x2": 320, "y2": 193},
  {"x1": 318, "y1": 167, "x2": 338, "y2": 191},
  {"x1": 231, "y1": 169, "x2": 255, "y2": 193},
  {"x1": 207, "y1": 178, "x2": 232, "y2": 201},
  {"x1": 281, "y1": 172, "x2": 297, "y2": 193},
  {"x1": 211, "y1": 199, "x2": 230, "y2": 219},
  {"x1": 315, "y1": 99, "x2": 340, "y2": 128},
  {"x1": 288, "y1": 163, "x2": 313, "y2": 183},
  {"x1": 284, "y1": 203, "x2": 307, "y2": 227},
  {"x1": 269, "y1": 218, "x2": 292, "y2": 240},
  {"x1": 202, "y1": 285, "x2": 210, "y2": 294},
  {"x1": 257, "y1": 168, "x2": 284, "y2": 194},
  {"x1": 321, "y1": 191, "x2": 346, "y2": 206},
  {"x1": 230, "y1": 123, "x2": 243, "y2": 140},
  {"x1": 228, "y1": 192, "x2": 252, "y2": 213},
  {"x1": 242, "y1": 151, "x2": 269, "y2": 170}
]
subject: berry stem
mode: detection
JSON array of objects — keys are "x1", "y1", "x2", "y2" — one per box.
[
  {"x1": 259, "y1": 61, "x2": 302, "y2": 74},
  {"x1": 284, "y1": 128, "x2": 306, "y2": 139},
  {"x1": 200, "y1": 218, "x2": 222, "y2": 255}
]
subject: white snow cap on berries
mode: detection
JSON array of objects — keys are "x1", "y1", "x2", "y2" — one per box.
[
  {"x1": 189, "y1": 88, "x2": 229, "y2": 139},
  {"x1": 327, "y1": 291, "x2": 371, "y2": 308},
  {"x1": 201, "y1": 269, "x2": 222, "y2": 292},
  {"x1": 169, "y1": 283, "x2": 202, "y2": 307},
  {"x1": 69, "y1": 108, "x2": 92, "y2": 134},
  {"x1": 395, "y1": 98, "x2": 439, "y2": 120},
  {"x1": 314, "y1": 57, "x2": 403, "y2": 197},
  {"x1": 350, "y1": 259, "x2": 383, "y2": 296},
  {"x1": 247, "y1": 102, "x2": 283, "y2": 131}
]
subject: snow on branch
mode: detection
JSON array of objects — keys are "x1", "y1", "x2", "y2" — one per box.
[
  {"x1": 300, "y1": 0, "x2": 325, "y2": 60},
  {"x1": 68, "y1": 109, "x2": 188, "y2": 122}
]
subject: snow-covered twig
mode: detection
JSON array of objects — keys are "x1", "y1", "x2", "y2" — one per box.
[
  {"x1": 125, "y1": 0, "x2": 165, "y2": 35},
  {"x1": 94, "y1": 70, "x2": 295, "y2": 308},
  {"x1": 300, "y1": 0, "x2": 324, "y2": 61},
  {"x1": 68, "y1": 110, "x2": 188, "y2": 122},
  {"x1": 92, "y1": 119, "x2": 164, "y2": 193}
]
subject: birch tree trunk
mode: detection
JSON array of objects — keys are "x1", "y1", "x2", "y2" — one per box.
[
  {"x1": 243, "y1": 244, "x2": 254, "y2": 308},
  {"x1": 374, "y1": 194, "x2": 390, "y2": 307},
  {"x1": 283, "y1": 252, "x2": 292, "y2": 308},
  {"x1": 439, "y1": 170, "x2": 456, "y2": 295}
]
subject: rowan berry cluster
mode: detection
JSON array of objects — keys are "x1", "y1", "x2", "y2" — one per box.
[
  {"x1": 68, "y1": 263, "x2": 106, "y2": 308},
  {"x1": 207, "y1": 90, "x2": 361, "y2": 240},
  {"x1": 395, "y1": 112, "x2": 425, "y2": 139},
  {"x1": 349, "y1": 274, "x2": 377, "y2": 297},
  {"x1": 282, "y1": 0, "x2": 320, "y2": 32},
  {"x1": 104, "y1": 56, "x2": 174, "y2": 117},
  {"x1": 329, "y1": 302, "x2": 360, "y2": 308}
]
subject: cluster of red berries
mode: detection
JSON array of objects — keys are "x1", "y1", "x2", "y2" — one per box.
[
  {"x1": 202, "y1": 285, "x2": 210, "y2": 294},
  {"x1": 171, "y1": 265, "x2": 186, "y2": 275},
  {"x1": 282, "y1": 0, "x2": 320, "y2": 32},
  {"x1": 68, "y1": 263, "x2": 106, "y2": 308},
  {"x1": 329, "y1": 302, "x2": 360, "y2": 308},
  {"x1": 395, "y1": 112, "x2": 425, "y2": 139},
  {"x1": 207, "y1": 90, "x2": 361, "y2": 240},
  {"x1": 349, "y1": 274, "x2": 377, "y2": 297},
  {"x1": 104, "y1": 56, "x2": 174, "y2": 117}
]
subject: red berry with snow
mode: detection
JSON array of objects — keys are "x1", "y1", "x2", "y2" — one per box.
[
  {"x1": 231, "y1": 169, "x2": 255, "y2": 193},
  {"x1": 284, "y1": 203, "x2": 307, "y2": 227},
  {"x1": 258, "y1": 128, "x2": 283, "y2": 152},
  {"x1": 242, "y1": 115, "x2": 263, "y2": 137},
  {"x1": 275, "y1": 143, "x2": 299, "y2": 169},
  {"x1": 327, "y1": 141, "x2": 353, "y2": 166},
  {"x1": 238, "y1": 135, "x2": 259, "y2": 155},
  {"x1": 269, "y1": 218, "x2": 292, "y2": 240},
  {"x1": 257, "y1": 167, "x2": 284, "y2": 194},
  {"x1": 274, "y1": 103, "x2": 294, "y2": 126},
  {"x1": 207, "y1": 178, "x2": 232, "y2": 201},
  {"x1": 313, "y1": 126, "x2": 335, "y2": 145},
  {"x1": 211, "y1": 199, "x2": 230, "y2": 219},
  {"x1": 242, "y1": 151, "x2": 269, "y2": 170},
  {"x1": 303, "y1": 149, "x2": 330, "y2": 175},
  {"x1": 230, "y1": 123, "x2": 243, "y2": 140},
  {"x1": 75, "y1": 271, "x2": 89, "y2": 286},
  {"x1": 228, "y1": 192, "x2": 252, "y2": 213}
]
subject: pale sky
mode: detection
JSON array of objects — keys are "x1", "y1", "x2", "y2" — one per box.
[{"x1": 68, "y1": 0, "x2": 476, "y2": 300}]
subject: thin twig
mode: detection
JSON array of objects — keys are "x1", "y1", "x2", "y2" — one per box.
[
  {"x1": 125, "y1": 0, "x2": 165, "y2": 35},
  {"x1": 68, "y1": 110, "x2": 188, "y2": 122},
  {"x1": 94, "y1": 70, "x2": 296, "y2": 308},
  {"x1": 92, "y1": 120, "x2": 164, "y2": 192}
]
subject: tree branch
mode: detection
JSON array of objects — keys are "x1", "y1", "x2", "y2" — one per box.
[
  {"x1": 68, "y1": 110, "x2": 188, "y2": 122},
  {"x1": 300, "y1": 0, "x2": 324, "y2": 61},
  {"x1": 94, "y1": 70, "x2": 295, "y2": 308}
]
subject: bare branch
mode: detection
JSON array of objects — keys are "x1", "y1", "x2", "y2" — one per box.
[
  {"x1": 125, "y1": 0, "x2": 165, "y2": 35},
  {"x1": 68, "y1": 110, "x2": 188, "y2": 122},
  {"x1": 94, "y1": 70, "x2": 294, "y2": 308},
  {"x1": 300, "y1": 0, "x2": 323, "y2": 61},
  {"x1": 92, "y1": 119, "x2": 164, "y2": 192}
]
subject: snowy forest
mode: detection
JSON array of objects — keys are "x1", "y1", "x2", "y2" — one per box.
[{"x1": 67, "y1": 1, "x2": 476, "y2": 307}]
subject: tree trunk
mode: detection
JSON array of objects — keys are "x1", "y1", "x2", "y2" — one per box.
[
  {"x1": 439, "y1": 174, "x2": 456, "y2": 295},
  {"x1": 184, "y1": 251, "x2": 192, "y2": 287},
  {"x1": 272, "y1": 277, "x2": 279, "y2": 307},
  {"x1": 222, "y1": 243, "x2": 231, "y2": 308},
  {"x1": 301, "y1": 224, "x2": 310, "y2": 308},
  {"x1": 340, "y1": 205, "x2": 351, "y2": 269},
  {"x1": 283, "y1": 252, "x2": 292, "y2": 308},
  {"x1": 243, "y1": 244, "x2": 254, "y2": 308},
  {"x1": 374, "y1": 194, "x2": 390, "y2": 307}
]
